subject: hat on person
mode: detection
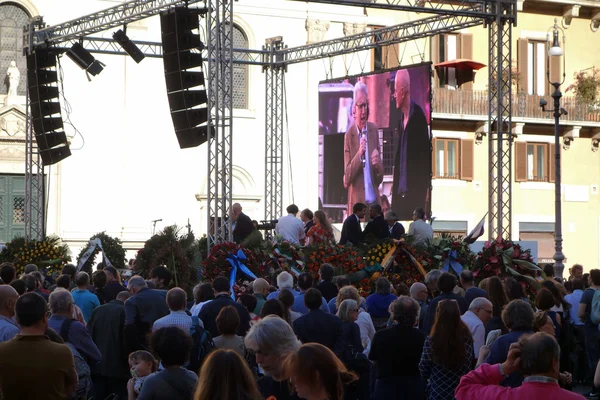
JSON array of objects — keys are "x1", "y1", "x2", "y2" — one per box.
[{"x1": 384, "y1": 211, "x2": 398, "y2": 221}]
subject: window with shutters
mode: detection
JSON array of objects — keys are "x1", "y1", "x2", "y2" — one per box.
[
  {"x1": 439, "y1": 34, "x2": 459, "y2": 89},
  {"x1": 431, "y1": 33, "x2": 474, "y2": 90},
  {"x1": 434, "y1": 139, "x2": 459, "y2": 179},
  {"x1": 232, "y1": 25, "x2": 248, "y2": 109},
  {"x1": 527, "y1": 41, "x2": 547, "y2": 96},
  {"x1": 515, "y1": 141, "x2": 555, "y2": 183},
  {"x1": 517, "y1": 38, "x2": 560, "y2": 96},
  {"x1": 527, "y1": 143, "x2": 547, "y2": 181},
  {"x1": 432, "y1": 138, "x2": 474, "y2": 180}
]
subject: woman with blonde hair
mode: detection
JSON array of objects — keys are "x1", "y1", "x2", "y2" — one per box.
[
  {"x1": 336, "y1": 285, "x2": 375, "y2": 348},
  {"x1": 194, "y1": 349, "x2": 262, "y2": 400},
  {"x1": 306, "y1": 210, "x2": 334, "y2": 245},
  {"x1": 284, "y1": 343, "x2": 357, "y2": 400}
]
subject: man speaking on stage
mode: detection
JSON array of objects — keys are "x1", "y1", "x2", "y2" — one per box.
[
  {"x1": 343, "y1": 81, "x2": 383, "y2": 215},
  {"x1": 391, "y1": 69, "x2": 430, "y2": 220}
]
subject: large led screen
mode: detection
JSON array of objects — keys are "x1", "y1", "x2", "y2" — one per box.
[{"x1": 318, "y1": 63, "x2": 432, "y2": 223}]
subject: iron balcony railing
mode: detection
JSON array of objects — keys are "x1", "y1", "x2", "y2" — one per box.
[{"x1": 433, "y1": 87, "x2": 600, "y2": 123}]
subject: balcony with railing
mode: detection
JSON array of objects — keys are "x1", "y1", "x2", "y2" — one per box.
[{"x1": 432, "y1": 87, "x2": 600, "y2": 124}]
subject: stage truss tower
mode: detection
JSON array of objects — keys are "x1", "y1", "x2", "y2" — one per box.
[
  {"x1": 486, "y1": 0, "x2": 515, "y2": 239},
  {"x1": 206, "y1": 0, "x2": 234, "y2": 245},
  {"x1": 23, "y1": 0, "x2": 516, "y2": 245},
  {"x1": 263, "y1": 37, "x2": 286, "y2": 223}
]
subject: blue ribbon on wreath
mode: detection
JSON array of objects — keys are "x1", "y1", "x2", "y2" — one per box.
[
  {"x1": 227, "y1": 249, "x2": 258, "y2": 299},
  {"x1": 442, "y1": 250, "x2": 464, "y2": 275}
]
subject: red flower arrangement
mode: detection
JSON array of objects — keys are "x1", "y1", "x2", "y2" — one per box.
[
  {"x1": 389, "y1": 248, "x2": 427, "y2": 287},
  {"x1": 304, "y1": 244, "x2": 365, "y2": 280},
  {"x1": 202, "y1": 242, "x2": 266, "y2": 285},
  {"x1": 473, "y1": 237, "x2": 542, "y2": 299}
]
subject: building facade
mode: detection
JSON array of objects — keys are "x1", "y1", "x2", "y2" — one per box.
[{"x1": 0, "y1": 0, "x2": 598, "y2": 268}]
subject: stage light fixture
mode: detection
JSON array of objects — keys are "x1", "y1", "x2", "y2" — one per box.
[
  {"x1": 66, "y1": 42, "x2": 105, "y2": 76},
  {"x1": 113, "y1": 29, "x2": 145, "y2": 63}
]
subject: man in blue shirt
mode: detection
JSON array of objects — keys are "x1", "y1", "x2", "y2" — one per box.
[
  {"x1": 564, "y1": 279, "x2": 586, "y2": 384},
  {"x1": 0, "y1": 285, "x2": 19, "y2": 342},
  {"x1": 292, "y1": 273, "x2": 329, "y2": 315},
  {"x1": 72, "y1": 272, "x2": 100, "y2": 323}
]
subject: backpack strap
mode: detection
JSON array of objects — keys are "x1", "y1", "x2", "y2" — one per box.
[{"x1": 60, "y1": 318, "x2": 76, "y2": 343}]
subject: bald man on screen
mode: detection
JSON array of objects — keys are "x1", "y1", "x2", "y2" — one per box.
[{"x1": 391, "y1": 69, "x2": 431, "y2": 220}]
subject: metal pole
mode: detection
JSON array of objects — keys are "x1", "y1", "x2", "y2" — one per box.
[{"x1": 552, "y1": 82, "x2": 565, "y2": 279}]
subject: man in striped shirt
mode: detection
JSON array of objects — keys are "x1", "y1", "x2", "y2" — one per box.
[{"x1": 153, "y1": 288, "x2": 203, "y2": 332}]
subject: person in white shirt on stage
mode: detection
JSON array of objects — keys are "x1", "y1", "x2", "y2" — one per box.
[
  {"x1": 461, "y1": 297, "x2": 493, "y2": 359},
  {"x1": 275, "y1": 204, "x2": 305, "y2": 245},
  {"x1": 407, "y1": 207, "x2": 433, "y2": 245}
]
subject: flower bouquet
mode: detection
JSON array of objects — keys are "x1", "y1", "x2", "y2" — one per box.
[
  {"x1": 135, "y1": 225, "x2": 197, "y2": 290},
  {"x1": 473, "y1": 237, "x2": 542, "y2": 297},
  {"x1": 421, "y1": 233, "x2": 476, "y2": 274},
  {"x1": 76, "y1": 231, "x2": 126, "y2": 275},
  {"x1": 271, "y1": 241, "x2": 305, "y2": 276},
  {"x1": 202, "y1": 242, "x2": 264, "y2": 286},
  {"x1": 303, "y1": 244, "x2": 365, "y2": 281},
  {"x1": 363, "y1": 240, "x2": 396, "y2": 269},
  {"x1": 0, "y1": 235, "x2": 70, "y2": 277},
  {"x1": 202, "y1": 242, "x2": 240, "y2": 281}
]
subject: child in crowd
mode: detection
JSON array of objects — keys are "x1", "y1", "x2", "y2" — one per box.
[{"x1": 129, "y1": 350, "x2": 158, "y2": 395}]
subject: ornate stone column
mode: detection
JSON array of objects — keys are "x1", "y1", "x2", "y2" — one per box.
[{"x1": 306, "y1": 19, "x2": 330, "y2": 44}]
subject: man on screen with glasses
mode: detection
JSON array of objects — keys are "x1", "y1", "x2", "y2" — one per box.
[{"x1": 343, "y1": 80, "x2": 383, "y2": 216}]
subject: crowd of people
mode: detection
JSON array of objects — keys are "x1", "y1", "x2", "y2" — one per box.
[{"x1": 0, "y1": 240, "x2": 596, "y2": 399}]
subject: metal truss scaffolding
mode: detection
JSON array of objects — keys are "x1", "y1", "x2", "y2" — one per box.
[
  {"x1": 206, "y1": 0, "x2": 234, "y2": 245},
  {"x1": 24, "y1": 94, "x2": 45, "y2": 241},
  {"x1": 24, "y1": 0, "x2": 516, "y2": 244},
  {"x1": 486, "y1": 0, "x2": 516, "y2": 239},
  {"x1": 263, "y1": 38, "x2": 286, "y2": 222},
  {"x1": 66, "y1": 37, "x2": 268, "y2": 65}
]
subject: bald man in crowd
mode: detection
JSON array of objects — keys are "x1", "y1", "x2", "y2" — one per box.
[
  {"x1": 252, "y1": 278, "x2": 270, "y2": 315},
  {"x1": 231, "y1": 203, "x2": 255, "y2": 244},
  {"x1": 0, "y1": 285, "x2": 20, "y2": 342},
  {"x1": 391, "y1": 69, "x2": 430, "y2": 220}
]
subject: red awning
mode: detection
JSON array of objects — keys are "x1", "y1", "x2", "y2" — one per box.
[{"x1": 434, "y1": 59, "x2": 486, "y2": 70}]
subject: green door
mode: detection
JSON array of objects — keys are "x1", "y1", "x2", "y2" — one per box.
[{"x1": 0, "y1": 175, "x2": 26, "y2": 243}]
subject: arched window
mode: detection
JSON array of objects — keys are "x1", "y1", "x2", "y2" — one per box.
[
  {"x1": 0, "y1": 4, "x2": 29, "y2": 96},
  {"x1": 232, "y1": 24, "x2": 248, "y2": 109}
]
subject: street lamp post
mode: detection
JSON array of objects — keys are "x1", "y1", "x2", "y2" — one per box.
[{"x1": 541, "y1": 19, "x2": 567, "y2": 279}]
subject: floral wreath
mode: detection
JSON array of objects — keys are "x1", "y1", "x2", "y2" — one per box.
[{"x1": 76, "y1": 232, "x2": 126, "y2": 274}]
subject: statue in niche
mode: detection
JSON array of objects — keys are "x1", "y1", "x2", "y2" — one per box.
[{"x1": 6, "y1": 61, "x2": 20, "y2": 97}]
